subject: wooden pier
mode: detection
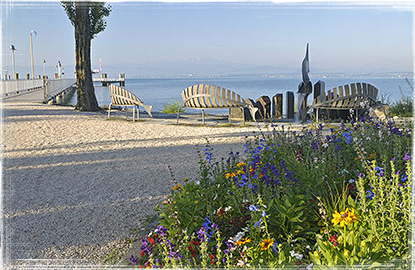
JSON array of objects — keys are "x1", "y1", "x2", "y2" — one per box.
[{"x1": 93, "y1": 73, "x2": 125, "y2": 86}]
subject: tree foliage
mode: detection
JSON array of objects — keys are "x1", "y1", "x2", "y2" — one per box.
[{"x1": 61, "y1": 1, "x2": 111, "y2": 39}]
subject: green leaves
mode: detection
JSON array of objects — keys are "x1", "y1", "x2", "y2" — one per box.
[{"x1": 61, "y1": 1, "x2": 111, "y2": 39}]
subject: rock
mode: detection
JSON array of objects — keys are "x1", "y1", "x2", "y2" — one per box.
[{"x1": 369, "y1": 103, "x2": 390, "y2": 121}]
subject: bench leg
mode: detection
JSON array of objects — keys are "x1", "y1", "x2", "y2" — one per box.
[
  {"x1": 202, "y1": 109, "x2": 205, "y2": 125},
  {"x1": 176, "y1": 109, "x2": 180, "y2": 125},
  {"x1": 108, "y1": 103, "x2": 112, "y2": 118},
  {"x1": 137, "y1": 106, "x2": 140, "y2": 120},
  {"x1": 133, "y1": 106, "x2": 136, "y2": 122},
  {"x1": 241, "y1": 107, "x2": 245, "y2": 125}
]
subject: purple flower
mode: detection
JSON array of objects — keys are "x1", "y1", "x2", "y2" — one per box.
[
  {"x1": 403, "y1": 153, "x2": 412, "y2": 161},
  {"x1": 155, "y1": 225, "x2": 167, "y2": 236},
  {"x1": 401, "y1": 174, "x2": 408, "y2": 182},
  {"x1": 211, "y1": 223, "x2": 218, "y2": 231},
  {"x1": 196, "y1": 227, "x2": 207, "y2": 241},
  {"x1": 262, "y1": 210, "x2": 266, "y2": 217}
]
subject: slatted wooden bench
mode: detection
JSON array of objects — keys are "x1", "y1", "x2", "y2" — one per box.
[
  {"x1": 178, "y1": 84, "x2": 259, "y2": 124},
  {"x1": 108, "y1": 84, "x2": 153, "y2": 121},
  {"x1": 311, "y1": 82, "x2": 378, "y2": 121}
]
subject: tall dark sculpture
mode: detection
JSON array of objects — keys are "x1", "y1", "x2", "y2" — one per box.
[{"x1": 297, "y1": 43, "x2": 312, "y2": 122}]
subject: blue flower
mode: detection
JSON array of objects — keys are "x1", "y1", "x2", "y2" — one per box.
[
  {"x1": 401, "y1": 174, "x2": 408, "y2": 182},
  {"x1": 262, "y1": 210, "x2": 266, "y2": 217},
  {"x1": 249, "y1": 205, "x2": 259, "y2": 212},
  {"x1": 366, "y1": 190, "x2": 374, "y2": 200},
  {"x1": 272, "y1": 242, "x2": 279, "y2": 253},
  {"x1": 342, "y1": 132, "x2": 352, "y2": 144},
  {"x1": 254, "y1": 219, "x2": 262, "y2": 229}
]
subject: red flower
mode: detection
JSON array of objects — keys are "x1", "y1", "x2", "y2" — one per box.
[
  {"x1": 348, "y1": 185, "x2": 354, "y2": 190},
  {"x1": 140, "y1": 251, "x2": 144, "y2": 257},
  {"x1": 210, "y1": 254, "x2": 215, "y2": 265},
  {"x1": 148, "y1": 237, "x2": 154, "y2": 244},
  {"x1": 329, "y1": 235, "x2": 338, "y2": 247}
]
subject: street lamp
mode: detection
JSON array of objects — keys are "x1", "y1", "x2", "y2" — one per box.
[
  {"x1": 30, "y1": 30, "x2": 37, "y2": 79},
  {"x1": 10, "y1": 44, "x2": 16, "y2": 79},
  {"x1": 43, "y1": 59, "x2": 46, "y2": 77}
]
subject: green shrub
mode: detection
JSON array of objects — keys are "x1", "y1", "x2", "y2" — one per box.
[
  {"x1": 390, "y1": 97, "x2": 413, "y2": 117},
  {"x1": 162, "y1": 99, "x2": 184, "y2": 114}
]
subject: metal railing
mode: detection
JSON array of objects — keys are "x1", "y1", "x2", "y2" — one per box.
[{"x1": 1, "y1": 79, "x2": 44, "y2": 95}]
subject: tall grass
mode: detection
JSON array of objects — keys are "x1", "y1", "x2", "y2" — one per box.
[{"x1": 162, "y1": 99, "x2": 184, "y2": 114}]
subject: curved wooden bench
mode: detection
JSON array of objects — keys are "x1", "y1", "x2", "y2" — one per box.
[
  {"x1": 178, "y1": 84, "x2": 258, "y2": 124},
  {"x1": 311, "y1": 82, "x2": 378, "y2": 121},
  {"x1": 108, "y1": 84, "x2": 152, "y2": 121}
]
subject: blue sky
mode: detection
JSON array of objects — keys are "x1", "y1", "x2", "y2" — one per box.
[{"x1": 1, "y1": 1, "x2": 413, "y2": 77}]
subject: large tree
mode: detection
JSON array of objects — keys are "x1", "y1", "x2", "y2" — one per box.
[{"x1": 62, "y1": 1, "x2": 111, "y2": 111}]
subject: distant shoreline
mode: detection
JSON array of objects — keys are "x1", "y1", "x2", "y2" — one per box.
[{"x1": 111, "y1": 74, "x2": 414, "y2": 80}]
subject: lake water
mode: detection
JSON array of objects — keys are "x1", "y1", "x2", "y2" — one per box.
[{"x1": 70, "y1": 77, "x2": 413, "y2": 115}]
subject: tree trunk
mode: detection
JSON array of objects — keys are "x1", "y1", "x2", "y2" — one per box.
[{"x1": 74, "y1": 2, "x2": 100, "y2": 111}]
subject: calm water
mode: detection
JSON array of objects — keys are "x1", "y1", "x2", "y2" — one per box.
[{"x1": 70, "y1": 77, "x2": 413, "y2": 114}]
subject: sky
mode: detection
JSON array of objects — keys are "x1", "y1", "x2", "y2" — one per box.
[{"x1": 1, "y1": 1, "x2": 413, "y2": 78}]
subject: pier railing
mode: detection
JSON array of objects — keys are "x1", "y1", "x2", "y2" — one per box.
[
  {"x1": 1, "y1": 78, "x2": 76, "y2": 102},
  {"x1": 1, "y1": 79, "x2": 44, "y2": 96}
]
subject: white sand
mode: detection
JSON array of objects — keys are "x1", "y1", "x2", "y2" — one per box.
[{"x1": 3, "y1": 102, "x2": 281, "y2": 267}]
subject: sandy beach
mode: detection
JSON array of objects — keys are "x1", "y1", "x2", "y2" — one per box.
[{"x1": 3, "y1": 102, "x2": 289, "y2": 267}]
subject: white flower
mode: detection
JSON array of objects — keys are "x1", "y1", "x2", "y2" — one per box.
[
  {"x1": 295, "y1": 253, "x2": 303, "y2": 260},
  {"x1": 224, "y1": 206, "x2": 232, "y2": 212},
  {"x1": 348, "y1": 179, "x2": 355, "y2": 184},
  {"x1": 339, "y1": 169, "x2": 349, "y2": 175},
  {"x1": 289, "y1": 250, "x2": 296, "y2": 257},
  {"x1": 307, "y1": 263, "x2": 314, "y2": 270},
  {"x1": 306, "y1": 245, "x2": 311, "y2": 250}
]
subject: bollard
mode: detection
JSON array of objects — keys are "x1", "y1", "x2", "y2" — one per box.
[
  {"x1": 287, "y1": 91, "x2": 294, "y2": 119},
  {"x1": 15, "y1": 73, "x2": 19, "y2": 80},
  {"x1": 26, "y1": 74, "x2": 30, "y2": 80},
  {"x1": 272, "y1": 94, "x2": 283, "y2": 119},
  {"x1": 314, "y1": 81, "x2": 325, "y2": 100}
]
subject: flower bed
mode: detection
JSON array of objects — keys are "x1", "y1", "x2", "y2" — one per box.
[{"x1": 129, "y1": 116, "x2": 412, "y2": 268}]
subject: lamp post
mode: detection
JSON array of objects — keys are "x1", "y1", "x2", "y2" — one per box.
[
  {"x1": 30, "y1": 31, "x2": 37, "y2": 79},
  {"x1": 10, "y1": 44, "x2": 16, "y2": 79},
  {"x1": 43, "y1": 59, "x2": 46, "y2": 78}
]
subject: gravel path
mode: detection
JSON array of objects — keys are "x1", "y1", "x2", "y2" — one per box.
[{"x1": 2, "y1": 102, "x2": 276, "y2": 269}]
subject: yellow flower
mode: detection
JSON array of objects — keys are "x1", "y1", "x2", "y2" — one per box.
[
  {"x1": 194, "y1": 200, "x2": 198, "y2": 204},
  {"x1": 236, "y1": 170, "x2": 245, "y2": 175},
  {"x1": 313, "y1": 250, "x2": 320, "y2": 258},
  {"x1": 368, "y1": 153, "x2": 376, "y2": 160},
  {"x1": 259, "y1": 238, "x2": 274, "y2": 250},
  {"x1": 258, "y1": 173, "x2": 263, "y2": 179},
  {"x1": 237, "y1": 162, "x2": 247, "y2": 168},
  {"x1": 236, "y1": 238, "x2": 251, "y2": 246},
  {"x1": 183, "y1": 178, "x2": 188, "y2": 182},
  {"x1": 344, "y1": 249, "x2": 350, "y2": 258},
  {"x1": 172, "y1": 184, "x2": 181, "y2": 190},
  {"x1": 225, "y1": 172, "x2": 236, "y2": 179},
  {"x1": 331, "y1": 208, "x2": 358, "y2": 227}
]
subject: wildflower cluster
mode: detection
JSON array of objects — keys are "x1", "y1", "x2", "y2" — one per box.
[{"x1": 130, "y1": 116, "x2": 411, "y2": 268}]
